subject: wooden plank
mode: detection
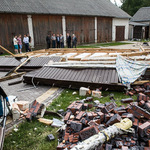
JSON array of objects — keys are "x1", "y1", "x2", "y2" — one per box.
[{"x1": 36, "y1": 87, "x2": 59, "y2": 103}]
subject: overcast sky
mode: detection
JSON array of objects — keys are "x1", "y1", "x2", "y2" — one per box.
[{"x1": 110, "y1": 0, "x2": 122, "y2": 6}]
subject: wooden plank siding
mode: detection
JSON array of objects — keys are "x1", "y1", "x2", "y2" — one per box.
[
  {"x1": 66, "y1": 16, "x2": 95, "y2": 44},
  {"x1": 32, "y1": 15, "x2": 62, "y2": 47},
  {"x1": 0, "y1": 13, "x2": 28, "y2": 50},
  {"x1": 97, "y1": 17, "x2": 112, "y2": 43}
]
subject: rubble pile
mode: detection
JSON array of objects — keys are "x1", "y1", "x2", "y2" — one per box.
[{"x1": 57, "y1": 83, "x2": 150, "y2": 150}]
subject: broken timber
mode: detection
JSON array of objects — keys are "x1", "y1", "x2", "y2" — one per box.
[{"x1": 0, "y1": 72, "x2": 25, "y2": 82}]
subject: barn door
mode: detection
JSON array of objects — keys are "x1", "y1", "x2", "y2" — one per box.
[{"x1": 116, "y1": 26, "x2": 125, "y2": 41}]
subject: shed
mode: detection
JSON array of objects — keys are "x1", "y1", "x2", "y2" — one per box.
[
  {"x1": 131, "y1": 7, "x2": 150, "y2": 39},
  {"x1": 0, "y1": 0, "x2": 130, "y2": 50}
]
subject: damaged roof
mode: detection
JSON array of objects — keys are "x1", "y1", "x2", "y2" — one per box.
[
  {"x1": 131, "y1": 7, "x2": 150, "y2": 22},
  {"x1": 0, "y1": 0, "x2": 130, "y2": 18}
]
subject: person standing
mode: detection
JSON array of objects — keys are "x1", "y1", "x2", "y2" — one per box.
[
  {"x1": 23, "y1": 34, "x2": 31, "y2": 52},
  {"x1": 72, "y1": 34, "x2": 77, "y2": 48},
  {"x1": 13, "y1": 35, "x2": 18, "y2": 54},
  {"x1": 60, "y1": 34, "x2": 64, "y2": 48},
  {"x1": 46, "y1": 34, "x2": 51, "y2": 49},
  {"x1": 27, "y1": 33, "x2": 32, "y2": 50},
  {"x1": 17, "y1": 34, "x2": 22, "y2": 53},
  {"x1": 56, "y1": 34, "x2": 60, "y2": 48},
  {"x1": 51, "y1": 34, "x2": 56, "y2": 48},
  {"x1": 67, "y1": 33, "x2": 71, "y2": 48}
]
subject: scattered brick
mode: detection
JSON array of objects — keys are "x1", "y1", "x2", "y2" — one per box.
[
  {"x1": 70, "y1": 121, "x2": 82, "y2": 132},
  {"x1": 137, "y1": 93, "x2": 149, "y2": 102},
  {"x1": 64, "y1": 112, "x2": 71, "y2": 123},
  {"x1": 105, "y1": 144, "x2": 112, "y2": 150},
  {"x1": 76, "y1": 111, "x2": 85, "y2": 120},
  {"x1": 121, "y1": 98, "x2": 133, "y2": 103},
  {"x1": 139, "y1": 121, "x2": 150, "y2": 138},
  {"x1": 106, "y1": 114, "x2": 121, "y2": 126},
  {"x1": 79, "y1": 126, "x2": 99, "y2": 141},
  {"x1": 102, "y1": 102, "x2": 116, "y2": 113}
]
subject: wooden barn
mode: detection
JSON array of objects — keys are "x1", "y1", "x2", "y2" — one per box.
[
  {"x1": 131, "y1": 7, "x2": 150, "y2": 39},
  {"x1": 0, "y1": 0, "x2": 130, "y2": 50}
]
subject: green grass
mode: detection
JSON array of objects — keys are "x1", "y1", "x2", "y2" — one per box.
[
  {"x1": 77, "y1": 42, "x2": 132, "y2": 48},
  {"x1": 4, "y1": 89, "x2": 137, "y2": 150}
]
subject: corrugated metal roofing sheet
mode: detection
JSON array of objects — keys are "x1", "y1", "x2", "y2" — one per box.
[
  {"x1": 23, "y1": 66, "x2": 125, "y2": 90},
  {"x1": 0, "y1": 56, "x2": 61, "y2": 68},
  {"x1": 0, "y1": 0, "x2": 130, "y2": 18}
]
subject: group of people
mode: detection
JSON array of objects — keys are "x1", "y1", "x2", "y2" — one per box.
[
  {"x1": 13, "y1": 33, "x2": 32, "y2": 54},
  {"x1": 46, "y1": 33, "x2": 77, "y2": 49}
]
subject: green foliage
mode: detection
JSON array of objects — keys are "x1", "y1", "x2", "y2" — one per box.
[{"x1": 121, "y1": 0, "x2": 150, "y2": 16}]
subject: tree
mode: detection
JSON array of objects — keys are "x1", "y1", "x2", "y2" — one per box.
[{"x1": 121, "y1": 0, "x2": 150, "y2": 16}]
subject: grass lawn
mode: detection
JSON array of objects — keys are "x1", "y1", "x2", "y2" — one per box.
[
  {"x1": 77, "y1": 42, "x2": 132, "y2": 48},
  {"x1": 4, "y1": 89, "x2": 137, "y2": 150}
]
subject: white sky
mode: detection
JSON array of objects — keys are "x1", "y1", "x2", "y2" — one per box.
[{"x1": 110, "y1": 0, "x2": 122, "y2": 7}]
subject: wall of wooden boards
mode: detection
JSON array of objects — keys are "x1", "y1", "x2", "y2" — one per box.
[
  {"x1": 97, "y1": 17, "x2": 112, "y2": 43},
  {"x1": 0, "y1": 13, "x2": 28, "y2": 50},
  {"x1": 0, "y1": 14, "x2": 113, "y2": 50}
]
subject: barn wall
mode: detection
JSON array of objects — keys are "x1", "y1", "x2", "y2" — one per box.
[
  {"x1": 97, "y1": 17, "x2": 112, "y2": 43},
  {"x1": 32, "y1": 15, "x2": 62, "y2": 47},
  {"x1": 0, "y1": 13, "x2": 28, "y2": 50},
  {"x1": 112, "y1": 18, "x2": 129, "y2": 41},
  {"x1": 66, "y1": 16, "x2": 95, "y2": 44}
]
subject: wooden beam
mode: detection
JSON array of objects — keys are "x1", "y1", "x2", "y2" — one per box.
[{"x1": 0, "y1": 72, "x2": 25, "y2": 82}]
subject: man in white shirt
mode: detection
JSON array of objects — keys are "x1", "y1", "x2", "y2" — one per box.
[{"x1": 23, "y1": 34, "x2": 31, "y2": 52}]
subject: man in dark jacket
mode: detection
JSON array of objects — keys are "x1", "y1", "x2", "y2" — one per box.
[
  {"x1": 46, "y1": 34, "x2": 51, "y2": 49},
  {"x1": 72, "y1": 34, "x2": 77, "y2": 48},
  {"x1": 67, "y1": 33, "x2": 71, "y2": 48},
  {"x1": 56, "y1": 34, "x2": 60, "y2": 48}
]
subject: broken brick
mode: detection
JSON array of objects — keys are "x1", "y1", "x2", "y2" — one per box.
[
  {"x1": 57, "y1": 143, "x2": 67, "y2": 150},
  {"x1": 139, "y1": 100, "x2": 145, "y2": 107},
  {"x1": 138, "y1": 121, "x2": 150, "y2": 138},
  {"x1": 64, "y1": 112, "x2": 71, "y2": 123},
  {"x1": 80, "y1": 118, "x2": 88, "y2": 125},
  {"x1": 88, "y1": 103, "x2": 93, "y2": 109},
  {"x1": 121, "y1": 98, "x2": 133, "y2": 103},
  {"x1": 102, "y1": 102, "x2": 116, "y2": 113},
  {"x1": 127, "y1": 104, "x2": 150, "y2": 119},
  {"x1": 79, "y1": 126, "x2": 99, "y2": 141},
  {"x1": 144, "y1": 90, "x2": 150, "y2": 96},
  {"x1": 26, "y1": 100, "x2": 42, "y2": 121},
  {"x1": 106, "y1": 114, "x2": 121, "y2": 126},
  {"x1": 97, "y1": 112, "x2": 104, "y2": 121},
  {"x1": 137, "y1": 93, "x2": 149, "y2": 102},
  {"x1": 70, "y1": 121, "x2": 82, "y2": 132},
  {"x1": 85, "y1": 97, "x2": 93, "y2": 102},
  {"x1": 135, "y1": 87, "x2": 145, "y2": 93},
  {"x1": 76, "y1": 111, "x2": 85, "y2": 120}
]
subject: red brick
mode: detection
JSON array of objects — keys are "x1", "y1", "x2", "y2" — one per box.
[
  {"x1": 139, "y1": 100, "x2": 145, "y2": 107},
  {"x1": 88, "y1": 120, "x2": 99, "y2": 127},
  {"x1": 121, "y1": 98, "x2": 133, "y2": 103},
  {"x1": 76, "y1": 111, "x2": 85, "y2": 120},
  {"x1": 139, "y1": 121, "x2": 150, "y2": 138},
  {"x1": 57, "y1": 143, "x2": 67, "y2": 150},
  {"x1": 64, "y1": 112, "x2": 71, "y2": 123},
  {"x1": 79, "y1": 126, "x2": 99, "y2": 141},
  {"x1": 64, "y1": 132, "x2": 69, "y2": 141},
  {"x1": 97, "y1": 112, "x2": 104, "y2": 121},
  {"x1": 102, "y1": 102, "x2": 116, "y2": 113},
  {"x1": 137, "y1": 93, "x2": 149, "y2": 102}
]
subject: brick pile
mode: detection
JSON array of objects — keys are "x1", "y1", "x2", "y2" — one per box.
[{"x1": 57, "y1": 82, "x2": 150, "y2": 150}]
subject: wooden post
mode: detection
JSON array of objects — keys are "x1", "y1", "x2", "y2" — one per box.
[
  {"x1": 62, "y1": 16, "x2": 67, "y2": 46},
  {"x1": 95, "y1": 17, "x2": 97, "y2": 43},
  {"x1": 27, "y1": 15, "x2": 34, "y2": 48}
]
